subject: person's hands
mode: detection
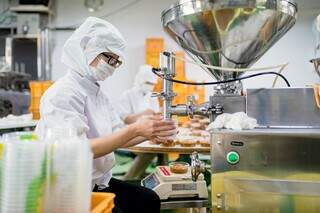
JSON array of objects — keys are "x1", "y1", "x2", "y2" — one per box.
[
  {"x1": 133, "y1": 115, "x2": 176, "y2": 139},
  {"x1": 141, "y1": 109, "x2": 156, "y2": 116},
  {"x1": 123, "y1": 109, "x2": 157, "y2": 125}
]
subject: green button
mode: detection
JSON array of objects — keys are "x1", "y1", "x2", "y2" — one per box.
[{"x1": 227, "y1": 151, "x2": 239, "y2": 164}]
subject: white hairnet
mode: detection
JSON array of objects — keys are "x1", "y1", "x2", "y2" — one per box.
[
  {"x1": 61, "y1": 17, "x2": 126, "y2": 77},
  {"x1": 134, "y1": 64, "x2": 157, "y2": 86}
]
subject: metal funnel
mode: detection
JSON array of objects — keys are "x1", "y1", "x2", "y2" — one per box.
[{"x1": 161, "y1": 0, "x2": 297, "y2": 81}]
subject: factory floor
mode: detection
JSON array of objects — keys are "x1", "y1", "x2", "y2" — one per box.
[{"x1": 113, "y1": 152, "x2": 211, "y2": 213}]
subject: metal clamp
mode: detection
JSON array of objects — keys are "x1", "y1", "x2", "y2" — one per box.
[
  {"x1": 213, "y1": 104, "x2": 223, "y2": 115},
  {"x1": 186, "y1": 95, "x2": 196, "y2": 118},
  {"x1": 151, "y1": 92, "x2": 162, "y2": 98},
  {"x1": 190, "y1": 152, "x2": 205, "y2": 182}
]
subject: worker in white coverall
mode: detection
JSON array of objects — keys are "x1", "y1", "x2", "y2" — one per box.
[
  {"x1": 35, "y1": 17, "x2": 177, "y2": 213},
  {"x1": 115, "y1": 64, "x2": 160, "y2": 179},
  {"x1": 116, "y1": 64, "x2": 159, "y2": 123}
]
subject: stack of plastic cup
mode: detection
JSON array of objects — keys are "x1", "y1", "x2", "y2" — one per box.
[
  {"x1": 1, "y1": 131, "x2": 36, "y2": 142},
  {"x1": 0, "y1": 135, "x2": 46, "y2": 213},
  {"x1": 0, "y1": 129, "x2": 92, "y2": 213},
  {"x1": 44, "y1": 128, "x2": 92, "y2": 213}
]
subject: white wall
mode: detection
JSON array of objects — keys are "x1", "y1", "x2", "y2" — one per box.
[
  {"x1": 50, "y1": 0, "x2": 181, "y2": 99},
  {"x1": 246, "y1": 9, "x2": 320, "y2": 89},
  {"x1": 50, "y1": 0, "x2": 320, "y2": 100}
]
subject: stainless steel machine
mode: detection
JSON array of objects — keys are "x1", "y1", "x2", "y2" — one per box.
[
  {"x1": 210, "y1": 129, "x2": 320, "y2": 212},
  {"x1": 156, "y1": 0, "x2": 320, "y2": 212},
  {"x1": 0, "y1": 71, "x2": 30, "y2": 117}
]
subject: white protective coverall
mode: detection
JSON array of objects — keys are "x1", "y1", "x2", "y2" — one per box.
[
  {"x1": 35, "y1": 17, "x2": 126, "y2": 188},
  {"x1": 115, "y1": 64, "x2": 159, "y2": 120}
]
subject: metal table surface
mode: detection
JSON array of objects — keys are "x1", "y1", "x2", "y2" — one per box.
[{"x1": 209, "y1": 128, "x2": 320, "y2": 137}]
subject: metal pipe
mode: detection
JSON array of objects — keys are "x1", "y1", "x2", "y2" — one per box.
[
  {"x1": 170, "y1": 105, "x2": 188, "y2": 116},
  {"x1": 44, "y1": 28, "x2": 51, "y2": 80},
  {"x1": 159, "y1": 52, "x2": 214, "y2": 120},
  {"x1": 37, "y1": 31, "x2": 42, "y2": 80},
  {"x1": 160, "y1": 52, "x2": 176, "y2": 119}
]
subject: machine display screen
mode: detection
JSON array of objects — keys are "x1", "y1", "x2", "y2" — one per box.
[{"x1": 142, "y1": 174, "x2": 160, "y2": 189}]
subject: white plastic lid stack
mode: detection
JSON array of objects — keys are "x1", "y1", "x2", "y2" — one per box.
[
  {"x1": 0, "y1": 135, "x2": 47, "y2": 213},
  {"x1": 44, "y1": 127, "x2": 92, "y2": 213}
]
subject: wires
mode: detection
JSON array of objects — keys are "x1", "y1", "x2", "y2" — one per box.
[
  {"x1": 152, "y1": 68, "x2": 291, "y2": 87},
  {"x1": 158, "y1": 52, "x2": 291, "y2": 87},
  {"x1": 167, "y1": 52, "x2": 289, "y2": 73},
  {"x1": 272, "y1": 62, "x2": 287, "y2": 87}
]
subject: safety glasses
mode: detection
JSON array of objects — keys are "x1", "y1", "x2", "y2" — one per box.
[{"x1": 101, "y1": 53, "x2": 122, "y2": 68}]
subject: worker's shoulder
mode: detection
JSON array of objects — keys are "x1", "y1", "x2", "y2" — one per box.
[{"x1": 42, "y1": 76, "x2": 86, "y2": 101}]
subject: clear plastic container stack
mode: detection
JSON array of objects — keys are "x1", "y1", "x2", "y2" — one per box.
[
  {"x1": 45, "y1": 128, "x2": 92, "y2": 213},
  {"x1": 0, "y1": 129, "x2": 93, "y2": 213},
  {"x1": 0, "y1": 133, "x2": 46, "y2": 213}
]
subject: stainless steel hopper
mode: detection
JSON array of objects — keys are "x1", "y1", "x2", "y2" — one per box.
[{"x1": 161, "y1": 0, "x2": 297, "y2": 81}]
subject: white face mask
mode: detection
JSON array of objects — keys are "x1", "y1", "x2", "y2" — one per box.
[
  {"x1": 140, "y1": 83, "x2": 154, "y2": 93},
  {"x1": 90, "y1": 60, "x2": 116, "y2": 81}
]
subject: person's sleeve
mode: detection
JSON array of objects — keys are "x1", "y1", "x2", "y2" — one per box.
[
  {"x1": 151, "y1": 96, "x2": 160, "y2": 113},
  {"x1": 108, "y1": 99, "x2": 125, "y2": 132},
  {"x1": 113, "y1": 90, "x2": 133, "y2": 121},
  {"x1": 37, "y1": 87, "x2": 89, "y2": 137}
]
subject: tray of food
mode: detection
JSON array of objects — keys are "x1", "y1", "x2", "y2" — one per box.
[{"x1": 129, "y1": 116, "x2": 211, "y2": 154}]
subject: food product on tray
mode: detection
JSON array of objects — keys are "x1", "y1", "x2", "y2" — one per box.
[
  {"x1": 199, "y1": 118, "x2": 210, "y2": 125},
  {"x1": 169, "y1": 162, "x2": 189, "y2": 174},
  {"x1": 147, "y1": 127, "x2": 210, "y2": 148},
  {"x1": 160, "y1": 139, "x2": 175, "y2": 147},
  {"x1": 198, "y1": 138, "x2": 210, "y2": 147},
  {"x1": 178, "y1": 136, "x2": 197, "y2": 147},
  {"x1": 181, "y1": 123, "x2": 191, "y2": 128},
  {"x1": 190, "y1": 122, "x2": 202, "y2": 130},
  {"x1": 191, "y1": 129, "x2": 203, "y2": 136},
  {"x1": 180, "y1": 115, "x2": 211, "y2": 130}
]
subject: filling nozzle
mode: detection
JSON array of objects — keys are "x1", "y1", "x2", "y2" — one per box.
[{"x1": 158, "y1": 52, "x2": 217, "y2": 120}]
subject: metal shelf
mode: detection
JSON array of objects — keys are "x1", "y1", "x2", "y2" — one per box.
[
  {"x1": 10, "y1": 5, "x2": 51, "y2": 13},
  {"x1": 11, "y1": 34, "x2": 39, "y2": 39},
  {"x1": 0, "y1": 120, "x2": 38, "y2": 130}
]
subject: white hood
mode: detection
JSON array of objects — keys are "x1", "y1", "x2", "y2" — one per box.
[{"x1": 61, "y1": 17, "x2": 126, "y2": 79}]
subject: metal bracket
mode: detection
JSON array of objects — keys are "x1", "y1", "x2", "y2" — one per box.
[
  {"x1": 190, "y1": 152, "x2": 205, "y2": 182},
  {"x1": 186, "y1": 95, "x2": 196, "y2": 118}
]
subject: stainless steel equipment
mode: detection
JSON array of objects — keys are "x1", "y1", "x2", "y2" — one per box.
[
  {"x1": 190, "y1": 152, "x2": 206, "y2": 182},
  {"x1": 247, "y1": 88, "x2": 320, "y2": 128},
  {"x1": 0, "y1": 2, "x2": 51, "y2": 80},
  {"x1": 211, "y1": 129, "x2": 320, "y2": 212},
  {"x1": 158, "y1": 0, "x2": 320, "y2": 212},
  {"x1": 162, "y1": 0, "x2": 297, "y2": 94},
  {"x1": 158, "y1": 0, "x2": 298, "y2": 120},
  {"x1": 0, "y1": 71, "x2": 30, "y2": 117}
]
